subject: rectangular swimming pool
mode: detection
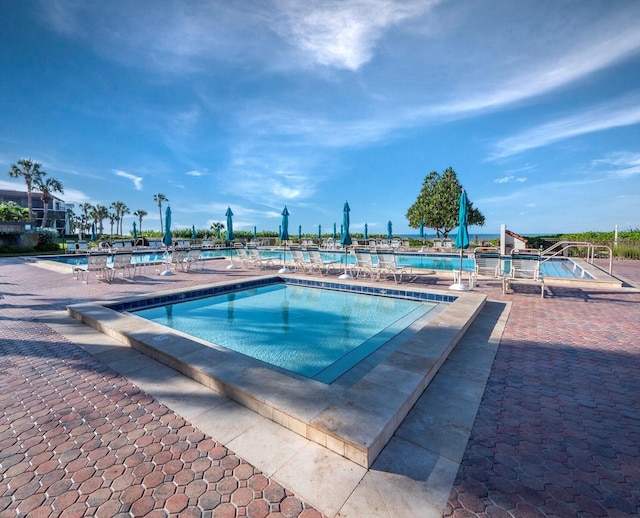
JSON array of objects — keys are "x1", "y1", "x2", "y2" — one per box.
[
  {"x1": 68, "y1": 275, "x2": 485, "y2": 467},
  {"x1": 131, "y1": 283, "x2": 437, "y2": 383}
]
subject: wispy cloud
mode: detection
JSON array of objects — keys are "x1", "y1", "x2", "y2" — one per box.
[
  {"x1": 275, "y1": 0, "x2": 437, "y2": 70},
  {"x1": 490, "y1": 93, "x2": 640, "y2": 159},
  {"x1": 494, "y1": 176, "x2": 527, "y2": 184},
  {"x1": 114, "y1": 170, "x2": 143, "y2": 190},
  {"x1": 593, "y1": 152, "x2": 640, "y2": 178},
  {"x1": 185, "y1": 170, "x2": 206, "y2": 177}
]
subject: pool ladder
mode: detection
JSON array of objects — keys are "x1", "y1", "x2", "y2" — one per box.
[{"x1": 540, "y1": 241, "x2": 613, "y2": 275}]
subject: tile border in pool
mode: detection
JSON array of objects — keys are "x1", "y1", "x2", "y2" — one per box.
[{"x1": 67, "y1": 273, "x2": 486, "y2": 468}]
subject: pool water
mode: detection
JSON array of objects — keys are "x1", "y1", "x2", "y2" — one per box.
[
  {"x1": 132, "y1": 283, "x2": 436, "y2": 383},
  {"x1": 44, "y1": 249, "x2": 590, "y2": 278}
]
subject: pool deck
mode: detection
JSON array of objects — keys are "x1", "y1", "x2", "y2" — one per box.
[{"x1": 1, "y1": 256, "x2": 639, "y2": 517}]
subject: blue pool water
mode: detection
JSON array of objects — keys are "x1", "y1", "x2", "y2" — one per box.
[
  {"x1": 44, "y1": 249, "x2": 591, "y2": 279},
  {"x1": 131, "y1": 283, "x2": 437, "y2": 383}
]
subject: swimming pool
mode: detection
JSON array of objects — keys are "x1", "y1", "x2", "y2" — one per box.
[
  {"x1": 68, "y1": 275, "x2": 485, "y2": 467},
  {"x1": 45, "y1": 249, "x2": 591, "y2": 279},
  {"x1": 131, "y1": 283, "x2": 437, "y2": 383}
]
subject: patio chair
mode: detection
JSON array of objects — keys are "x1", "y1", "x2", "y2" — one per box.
[
  {"x1": 77, "y1": 240, "x2": 88, "y2": 253},
  {"x1": 352, "y1": 249, "x2": 379, "y2": 279},
  {"x1": 376, "y1": 250, "x2": 411, "y2": 283},
  {"x1": 247, "y1": 246, "x2": 275, "y2": 269},
  {"x1": 306, "y1": 246, "x2": 339, "y2": 276},
  {"x1": 65, "y1": 240, "x2": 78, "y2": 254},
  {"x1": 73, "y1": 253, "x2": 109, "y2": 283},
  {"x1": 161, "y1": 250, "x2": 188, "y2": 271},
  {"x1": 108, "y1": 252, "x2": 135, "y2": 281},
  {"x1": 473, "y1": 248, "x2": 502, "y2": 283},
  {"x1": 503, "y1": 249, "x2": 545, "y2": 298},
  {"x1": 289, "y1": 246, "x2": 310, "y2": 273},
  {"x1": 184, "y1": 249, "x2": 205, "y2": 271}
]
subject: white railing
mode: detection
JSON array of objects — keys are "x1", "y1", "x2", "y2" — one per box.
[{"x1": 541, "y1": 241, "x2": 613, "y2": 275}]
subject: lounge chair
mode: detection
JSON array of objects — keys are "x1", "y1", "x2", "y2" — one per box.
[
  {"x1": 352, "y1": 249, "x2": 379, "y2": 279},
  {"x1": 376, "y1": 250, "x2": 411, "y2": 283},
  {"x1": 76, "y1": 240, "x2": 89, "y2": 253},
  {"x1": 432, "y1": 238, "x2": 442, "y2": 250},
  {"x1": 73, "y1": 253, "x2": 109, "y2": 283},
  {"x1": 306, "y1": 246, "x2": 339, "y2": 275},
  {"x1": 442, "y1": 238, "x2": 453, "y2": 249},
  {"x1": 65, "y1": 240, "x2": 78, "y2": 254},
  {"x1": 503, "y1": 249, "x2": 545, "y2": 298},
  {"x1": 473, "y1": 248, "x2": 502, "y2": 282},
  {"x1": 184, "y1": 249, "x2": 205, "y2": 271},
  {"x1": 161, "y1": 250, "x2": 188, "y2": 271},
  {"x1": 246, "y1": 246, "x2": 275, "y2": 269},
  {"x1": 289, "y1": 246, "x2": 310, "y2": 273},
  {"x1": 108, "y1": 252, "x2": 135, "y2": 280},
  {"x1": 232, "y1": 247, "x2": 253, "y2": 269}
]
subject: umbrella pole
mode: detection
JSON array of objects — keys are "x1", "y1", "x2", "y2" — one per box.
[
  {"x1": 279, "y1": 241, "x2": 289, "y2": 273},
  {"x1": 339, "y1": 247, "x2": 352, "y2": 279},
  {"x1": 227, "y1": 245, "x2": 240, "y2": 269},
  {"x1": 449, "y1": 249, "x2": 469, "y2": 290}
]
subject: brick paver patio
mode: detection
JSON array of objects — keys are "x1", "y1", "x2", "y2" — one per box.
[{"x1": 1, "y1": 256, "x2": 639, "y2": 517}]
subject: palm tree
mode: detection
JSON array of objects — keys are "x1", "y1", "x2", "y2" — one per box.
[
  {"x1": 133, "y1": 210, "x2": 148, "y2": 233},
  {"x1": 119, "y1": 204, "x2": 130, "y2": 235},
  {"x1": 79, "y1": 203, "x2": 93, "y2": 237},
  {"x1": 153, "y1": 194, "x2": 168, "y2": 234},
  {"x1": 34, "y1": 176, "x2": 64, "y2": 228},
  {"x1": 93, "y1": 205, "x2": 109, "y2": 235},
  {"x1": 107, "y1": 212, "x2": 117, "y2": 237},
  {"x1": 7, "y1": 159, "x2": 46, "y2": 223},
  {"x1": 210, "y1": 222, "x2": 225, "y2": 238}
]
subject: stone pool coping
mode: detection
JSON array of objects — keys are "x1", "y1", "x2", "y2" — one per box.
[{"x1": 67, "y1": 273, "x2": 486, "y2": 468}]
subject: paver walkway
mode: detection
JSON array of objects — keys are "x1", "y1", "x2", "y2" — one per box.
[{"x1": 1, "y1": 256, "x2": 639, "y2": 517}]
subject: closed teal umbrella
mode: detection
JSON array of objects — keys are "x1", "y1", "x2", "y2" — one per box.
[
  {"x1": 339, "y1": 201, "x2": 353, "y2": 279},
  {"x1": 419, "y1": 219, "x2": 424, "y2": 239},
  {"x1": 225, "y1": 207, "x2": 235, "y2": 241},
  {"x1": 91, "y1": 223, "x2": 97, "y2": 241},
  {"x1": 298, "y1": 225, "x2": 302, "y2": 240},
  {"x1": 364, "y1": 223, "x2": 368, "y2": 241},
  {"x1": 333, "y1": 222, "x2": 337, "y2": 239},
  {"x1": 225, "y1": 207, "x2": 239, "y2": 269},
  {"x1": 132, "y1": 221, "x2": 137, "y2": 240},
  {"x1": 191, "y1": 225, "x2": 197, "y2": 239},
  {"x1": 387, "y1": 220, "x2": 393, "y2": 239},
  {"x1": 253, "y1": 226, "x2": 257, "y2": 240},
  {"x1": 162, "y1": 207, "x2": 172, "y2": 247},
  {"x1": 279, "y1": 206, "x2": 290, "y2": 273},
  {"x1": 318, "y1": 225, "x2": 321, "y2": 240},
  {"x1": 451, "y1": 190, "x2": 470, "y2": 290},
  {"x1": 160, "y1": 206, "x2": 173, "y2": 276}
]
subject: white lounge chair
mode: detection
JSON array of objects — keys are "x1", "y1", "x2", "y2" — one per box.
[
  {"x1": 306, "y1": 246, "x2": 338, "y2": 275},
  {"x1": 161, "y1": 250, "x2": 188, "y2": 271},
  {"x1": 503, "y1": 249, "x2": 545, "y2": 298},
  {"x1": 73, "y1": 253, "x2": 109, "y2": 283},
  {"x1": 65, "y1": 240, "x2": 78, "y2": 254},
  {"x1": 184, "y1": 249, "x2": 205, "y2": 271},
  {"x1": 352, "y1": 249, "x2": 379, "y2": 279},
  {"x1": 108, "y1": 253, "x2": 135, "y2": 280},
  {"x1": 376, "y1": 250, "x2": 411, "y2": 283},
  {"x1": 247, "y1": 246, "x2": 275, "y2": 269},
  {"x1": 473, "y1": 248, "x2": 502, "y2": 282},
  {"x1": 289, "y1": 246, "x2": 310, "y2": 273}
]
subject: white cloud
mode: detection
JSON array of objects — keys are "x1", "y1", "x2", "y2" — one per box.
[
  {"x1": 490, "y1": 93, "x2": 640, "y2": 159},
  {"x1": 494, "y1": 176, "x2": 527, "y2": 184},
  {"x1": 593, "y1": 152, "x2": 640, "y2": 178},
  {"x1": 275, "y1": 0, "x2": 436, "y2": 70},
  {"x1": 114, "y1": 170, "x2": 143, "y2": 190},
  {"x1": 185, "y1": 170, "x2": 206, "y2": 177}
]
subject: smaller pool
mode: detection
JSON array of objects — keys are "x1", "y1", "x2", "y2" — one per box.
[{"x1": 131, "y1": 283, "x2": 437, "y2": 383}]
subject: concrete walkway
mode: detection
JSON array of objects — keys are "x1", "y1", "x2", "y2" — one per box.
[{"x1": 1, "y1": 256, "x2": 639, "y2": 517}]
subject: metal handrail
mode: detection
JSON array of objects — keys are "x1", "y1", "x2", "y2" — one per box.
[{"x1": 540, "y1": 240, "x2": 612, "y2": 275}]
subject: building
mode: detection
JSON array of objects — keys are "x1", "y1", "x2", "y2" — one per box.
[{"x1": 0, "y1": 189, "x2": 71, "y2": 232}]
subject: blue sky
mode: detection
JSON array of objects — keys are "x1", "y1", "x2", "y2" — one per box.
[{"x1": 1, "y1": 0, "x2": 639, "y2": 236}]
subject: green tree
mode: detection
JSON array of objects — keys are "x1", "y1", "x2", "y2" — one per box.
[
  {"x1": 34, "y1": 175, "x2": 64, "y2": 228},
  {"x1": 210, "y1": 221, "x2": 225, "y2": 237},
  {"x1": 7, "y1": 158, "x2": 45, "y2": 223},
  {"x1": 92, "y1": 205, "x2": 109, "y2": 235},
  {"x1": 133, "y1": 210, "x2": 148, "y2": 233},
  {"x1": 79, "y1": 203, "x2": 94, "y2": 237},
  {"x1": 406, "y1": 167, "x2": 485, "y2": 238},
  {"x1": 107, "y1": 211, "x2": 117, "y2": 237},
  {"x1": 0, "y1": 202, "x2": 29, "y2": 222},
  {"x1": 153, "y1": 193, "x2": 168, "y2": 234}
]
